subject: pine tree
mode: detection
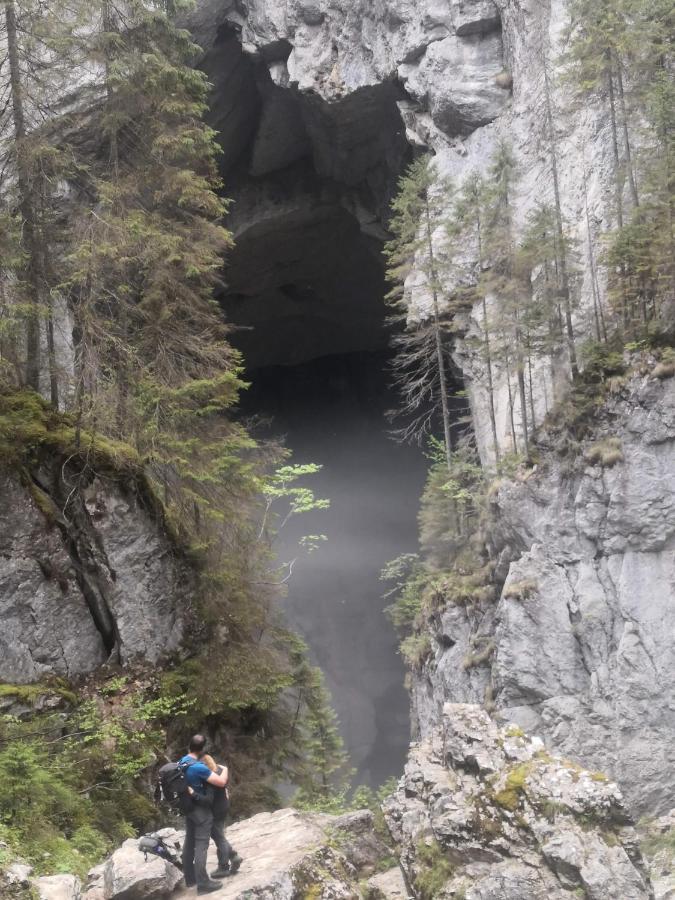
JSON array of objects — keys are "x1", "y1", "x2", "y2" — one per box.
[
  {"x1": 562, "y1": 0, "x2": 634, "y2": 228},
  {"x1": 384, "y1": 155, "x2": 458, "y2": 470},
  {"x1": 542, "y1": 54, "x2": 579, "y2": 377}
]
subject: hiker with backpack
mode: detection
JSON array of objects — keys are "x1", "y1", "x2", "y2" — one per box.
[
  {"x1": 163, "y1": 734, "x2": 229, "y2": 894},
  {"x1": 202, "y1": 754, "x2": 242, "y2": 879}
]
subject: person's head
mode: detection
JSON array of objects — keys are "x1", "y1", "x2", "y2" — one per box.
[
  {"x1": 188, "y1": 734, "x2": 207, "y2": 757},
  {"x1": 201, "y1": 754, "x2": 217, "y2": 773}
]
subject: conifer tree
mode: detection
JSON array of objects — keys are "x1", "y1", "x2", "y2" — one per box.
[
  {"x1": 480, "y1": 142, "x2": 530, "y2": 456},
  {"x1": 453, "y1": 172, "x2": 500, "y2": 462},
  {"x1": 0, "y1": 0, "x2": 76, "y2": 397},
  {"x1": 542, "y1": 55, "x2": 579, "y2": 377},
  {"x1": 384, "y1": 155, "x2": 457, "y2": 470}
]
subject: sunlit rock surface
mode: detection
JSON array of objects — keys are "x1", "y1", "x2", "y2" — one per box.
[{"x1": 79, "y1": 810, "x2": 393, "y2": 900}]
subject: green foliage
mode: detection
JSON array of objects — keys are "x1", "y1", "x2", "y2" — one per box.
[
  {"x1": 493, "y1": 763, "x2": 532, "y2": 812},
  {"x1": 400, "y1": 634, "x2": 433, "y2": 670},
  {"x1": 462, "y1": 639, "x2": 495, "y2": 671},
  {"x1": 0, "y1": 685, "x2": 191, "y2": 877},
  {"x1": 561, "y1": 0, "x2": 674, "y2": 338},
  {"x1": 414, "y1": 838, "x2": 455, "y2": 900},
  {"x1": 383, "y1": 155, "x2": 458, "y2": 458}
]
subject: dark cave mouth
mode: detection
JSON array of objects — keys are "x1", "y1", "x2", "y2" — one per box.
[{"x1": 197, "y1": 21, "x2": 412, "y2": 370}]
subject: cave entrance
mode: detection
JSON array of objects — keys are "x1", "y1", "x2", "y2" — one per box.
[{"x1": 203, "y1": 24, "x2": 428, "y2": 787}]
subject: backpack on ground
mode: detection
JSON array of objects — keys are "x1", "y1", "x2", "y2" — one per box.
[
  {"x1": 138, "y1": 833, "x2": 183, "y2": 870},
  {"x1": 157, "y1": 760, "x2": 195, "y2": 815}
]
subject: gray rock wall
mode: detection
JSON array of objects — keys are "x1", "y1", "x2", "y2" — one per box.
[
  {"x1": 0, "y1": 468, "x2": 189, "y2": 684},
  {"x1": 411, "y1": 373, "x2": 675, "y2": 816}
]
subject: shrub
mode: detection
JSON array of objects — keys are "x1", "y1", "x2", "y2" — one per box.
[
  {"x1": 414, "y1": 837, "x2": 454, "y2": 900},
  {"x1": 653, "y1": 361, "x2": 675, "y2": 379},
  {"x1": 462, "y1": 639, "x2": 495, "y2": 671},
  {"x1": 584, "y1": 437, "x2": 624, "y2": 467},
  {"x1": 503, "y1": 579, "x2": 538, "y2": 601},
  {"x1": 401, "y1": 634, "x2": 432, "y2": 669}
]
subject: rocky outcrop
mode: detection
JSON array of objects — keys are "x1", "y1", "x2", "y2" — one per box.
[
  {"x1": 384, "y1": 703, "x2": 654, "y2": 900},
  {"x1": 58, "y1": 707, "x2": 654, "y2": 900},
  {"x1": 0, "y1": 706, "x2": 654, "y2": 899},
  {"x1": 411, "y1": 371, "x2": 675, "y2": 817},
  {"x1": 0, "y1": 466, "x2": 190, "y2": 683},
  {"x1": 77, "y1": 809, "x2": 394, "y2": 900}
]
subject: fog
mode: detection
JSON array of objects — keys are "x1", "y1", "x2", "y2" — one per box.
[{"x1": 243, "y1": 351, "x2": 428, "y2": 788}]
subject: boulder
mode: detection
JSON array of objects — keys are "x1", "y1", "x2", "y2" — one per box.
[
  {"x1": 5, "y1": 863, "x2": 33, "y2": 886},
  {"x1": 103, "y1": 833, "x2": 183, "y2": 900}
]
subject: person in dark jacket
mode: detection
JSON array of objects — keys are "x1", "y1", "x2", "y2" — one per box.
[
  {"x1": 179, "y1": 735, "x2": 229, "y2": 894},
  {"x1": 203, "y1": 754, "x2": 242, "y2": 878}
]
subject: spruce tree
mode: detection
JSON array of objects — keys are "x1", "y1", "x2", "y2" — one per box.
[
  {"x1": 0, "y1": 0, "x2": 76, "y2": 396},
  {"x1": 384, "y1": 155, "x2": 457, "y2": 470}
]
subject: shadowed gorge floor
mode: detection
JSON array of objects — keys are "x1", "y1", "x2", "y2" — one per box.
[{"x1": 241, "y1": 352, "x2": 428, "y2": 787}]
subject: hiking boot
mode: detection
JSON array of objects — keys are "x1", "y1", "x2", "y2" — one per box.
[
  {"x1": 197, "y1": 881, "x2": 221, "y2": 895},
  {"x1": 210, "y1": 868, "x2": 230, "y2": 879},
  {"x1": 229, "y1": 854, "x2": 242, "y2": 874}
]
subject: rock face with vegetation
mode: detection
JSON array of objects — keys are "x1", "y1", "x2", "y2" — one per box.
[
  {"x1": 411, "y1": 370, "x2": 675, "y2": 817},
  {"x1": 384, "y1": 703, "x2": 654, "y2": 900},
  {"x1": 187, "y1": 0, "x2": 674, "y2": 824}
]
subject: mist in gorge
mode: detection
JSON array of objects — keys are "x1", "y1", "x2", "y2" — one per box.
[{"x1": 241, "y1": 352, "x2": 428, "y2": 788}]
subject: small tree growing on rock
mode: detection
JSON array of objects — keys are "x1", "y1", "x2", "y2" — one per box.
[{"x1": 384, "y1": 155, "x2": 460, "y2": 471}]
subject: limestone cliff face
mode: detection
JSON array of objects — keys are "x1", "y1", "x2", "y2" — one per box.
[
  {"x1": 412, "y1": 372, "x2": 675, "y2": 817},
  {"x1": 0, "y1": 467, "x2": 189, "y2": 684}
]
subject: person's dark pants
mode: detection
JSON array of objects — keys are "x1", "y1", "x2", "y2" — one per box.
[
  {"x1": 182, "y1": 806, "x2": 213, "y2": 888},
  {"x1": 210, "y1": 818, "x2": 233, "y2": 869}
]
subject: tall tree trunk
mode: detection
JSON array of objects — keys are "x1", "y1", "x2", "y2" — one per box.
[
  {"x1": 543, "y1": 55, "x2": 578, "y2": 378},
  {"x1": 38, "y1": 183, "x2": 60, "y2": 408},
  {"x1": 475, "y1": 212, "x2": 500, "y2": 462},
  {"x1": 424, "y1": 195, "x2": 452, "y2": 471},
  {"x1": 102, "y1": 0, "x2": 129, "y2": 433},
  {"x1": 504, "y1": 351, "x2": 518, "y2": 454},
  {"x1": 6, "y1": 0, "x2": 42, "y2": 392},
  {"x1": 615, "y1": 60, "x2": 639, "y2": 209},
  {"x1": 606, "y1": 51, "x2": 624, "y2": 229},
  {"x1": 582, "y1": 159, "x2": 607, "y2": 342}
]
